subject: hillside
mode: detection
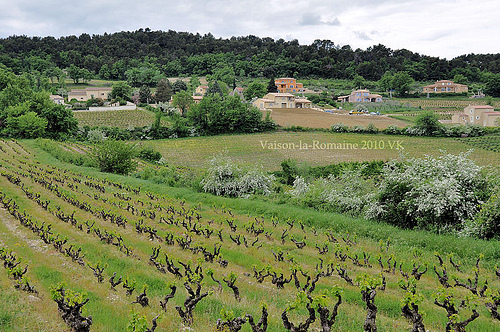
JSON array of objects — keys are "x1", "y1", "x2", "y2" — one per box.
[
  {"x1": 1, "y1": 139, "x2": 500, "y2": 331},
  {"x1": 0, "y1": 29, "x2": 498, "y2": 82}
]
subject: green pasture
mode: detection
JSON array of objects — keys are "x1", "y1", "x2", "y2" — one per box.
[{"x1": 140, "y1": 131, "x2": 500, "y2": 170}]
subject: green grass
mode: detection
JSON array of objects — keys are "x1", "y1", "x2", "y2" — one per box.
[
  {"x1": 140, "y1": 131, "x2": 500, "y2": 170},
  {"x1": 1, "y1": 138, "x2": 500, "y2": 331}
]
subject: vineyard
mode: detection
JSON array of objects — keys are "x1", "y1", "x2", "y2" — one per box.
[
  {"x1": 1, "y1": 139, "x2": 500, "y2": 331},
  {"x1": 457, "y1": 135, "x2": 500, "y2": 153},
  {"x1": 396, "y1": 99, "x2": 500, "y2": 113},
  {"x1": 73, "y1": 108, "x2": 158, "y2": 129}
]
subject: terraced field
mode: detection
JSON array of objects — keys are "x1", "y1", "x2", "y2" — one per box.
[{"x1": 73, "y1": 108, "x2": 157, "y2": 129}]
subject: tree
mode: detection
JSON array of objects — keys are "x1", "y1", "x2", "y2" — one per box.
[
  {"x1": 206, "y1": 81, "x2": 224, "y2": 98},
  {"x1": 155, "y1": 78, "x2": 172, "y2": 102},
  {"x1": 172, "y1": 90, "x2": 193, "y2": 116},
  {"x1": 392, "y1": 71, "x2": 414, "y2": 96},
  {"x1": 6, "y1": 111, "x2": 47, "y2": 138},
  {"x1": 453, "y1": 73, "x2": 468, "y2": 85},
  {"x1": 485, "y1": 74, "x2": 500, "y2": 97},
  {"x1": 267, "y1": 77, "x2": 278, "y2": 93},
  {"x1": 378, "y1": 72, "x2": 393, "y2": 92},
  {"x1": 110, "y1": 82, "x2": 132, "y2": 101},
  {"x1": 67, "y1": 65, "x2": 84, "y2": 84},
  {"x1": 245, "y1": 81, "x2": 267, "y2": 100},
  {"x1": 39, "y1": 104, "x2": 78, "y2": 139},
  {"x1": 91, "y1": 140, "x2": 137, "y2": 175},
  {"x1": 352, "y1": 75, "x2": 365, "y2": 89},
  {"x1": 172, "y1": 80, "x2": 188, "y2": 94},
  {"x1": 415, "y1": 111, "x2": 442, "y2": 136},
  {"x1": 139, "y1": 85, "x2": 152, "y2": 104}
]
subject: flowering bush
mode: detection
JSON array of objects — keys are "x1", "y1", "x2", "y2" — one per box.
[
  {"x1": 369, "y1": 151, "x2": 489, "y2": 230},
  {"x1": 201, "y1": 154, "x2": 275, "y2": 198},
  {"x1": 461, "y1": 187, "x2": 500, "y2": 239},
  {"x1": 289, "y1": 167, "x2": 376, "y2": 215}
]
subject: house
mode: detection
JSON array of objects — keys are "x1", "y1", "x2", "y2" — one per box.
[
  {"x1": 192, "y1": 95, "x2": 203, "y2": 104},
  {"x1": 252, "y1": 93, "x2": 311, "y2": 110},
  {"x1": 274, "y1": 78, "x2": 305, "y2": 93},
  {"x1": 229, "y1": 87, "x2": 244, "y2": 99},
  {"x1": 451, "y1": 105, "x2": 500, "y2": 127},
  {"x1": 423, "y1": 80, "x2": 468, "y2": 93},
  {"x1": 68, "y1": 87, "x2": 112, "y2": 102},
  {"x1": 337, "y1": 89, "x2": 383, "y2": 103},
  {"x1": 50, "y1": 95, "x2": 65, "y2": 105},
  {"x1": 195, "y1": 85, "x2": 209, "y2": 96}
]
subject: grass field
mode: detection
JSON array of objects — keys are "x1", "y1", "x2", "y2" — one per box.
[
  {"x1": 140, "y1": 131, "x2": 500, "y2": 170},
  {"x1": 266, "y1": 108, "x2": 411, "y2": 129},
  {"x1": 73, "y1": 108, "x2": 158, "y2": 129},
  {"x1": 1, "y1": 139, "x2": 500, "y2": 331}
]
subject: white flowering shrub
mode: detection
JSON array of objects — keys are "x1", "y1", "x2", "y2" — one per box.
[
  {"x1": 290, "y1": 176, "x2": 310, "y2": 197},
  {"x1": 460, "y1": 187, "x2": 500, "y2": 239},
  {"x1": 371, "y1": 151, "x2": 489, "y2": 230},
  {"x1": 289, "y1": 167, "x2": 376, "y2": 215},
  {"x1": 331, "y1": 123, "x2": 349, "y2": 133},
  {"x1": 201, "y1": 154, "x2": 275, "y2": 197},
  {"x1": 404, "y1": 126, "x2": 425, "y2": 136},
  {"x1": 87, "y1": 129, "x2": 107, "y2": 142}
]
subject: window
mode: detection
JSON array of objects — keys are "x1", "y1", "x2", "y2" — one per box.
[
  {"x1": 476, "y1": 116, "x2": 480, "y2": 119},
  {"x1": 470, "y1": 110, "x2": 473, "y2": 113}
]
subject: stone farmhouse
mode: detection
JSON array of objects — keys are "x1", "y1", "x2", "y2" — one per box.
[
  {"x1": 252, "y1": 93, "x2": 311, "y2": 110},
  {"x1": 423, "y1": 80, "x2": 468, "y2": 93},
  {"x1": 50, "y1": 95, "x2": 65, "y2": 105},
  {"x1": 337, "y1": 89, "x2": 383, "y2": 103},
  {"x1": 68, "y1": 87, "x2": 113, "y2": 102},
  {"x1": 451, "y1": 105, "x2": 500, "y2": 127},
  {"x1": 274, "y1": 78, "x2": 305, "y2": 93},
  {"x1": 195, "y1": 85, "x2": 209, "y2": 96}
]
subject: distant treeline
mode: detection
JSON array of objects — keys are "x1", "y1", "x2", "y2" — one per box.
[{"x1": 0, "y1": 28, "x2": 499, "y2": 83}]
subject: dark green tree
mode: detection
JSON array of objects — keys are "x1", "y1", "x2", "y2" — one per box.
[
  {"x1": 155, "y1": 78, "x2": 172, "y2": 102},
  {"x1": 267, "y1": 77, "x2": 278, "y2": 93},
  {"x1": 172, "y1": 80, "x2": 188, "y2": 94},
  {"x1": 139, "y1": 85, "x2": 152, "y2": 104},
  {"x1": 485, "y1": 74, "x2": 500, "y2": 97},
  {"x1": 207, "y1": 81, "x2": 224, "y2": 98}
]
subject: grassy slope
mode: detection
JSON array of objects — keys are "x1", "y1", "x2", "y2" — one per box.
[{"x1": 0, "y1": 139, "x2": 499, "y2": 331}]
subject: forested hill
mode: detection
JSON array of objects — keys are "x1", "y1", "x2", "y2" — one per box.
[{"x1": 0, "y1": 28, "x2": 499, "y2": 81}]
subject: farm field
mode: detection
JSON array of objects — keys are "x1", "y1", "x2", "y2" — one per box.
[
  {"x1": 141, "y1": 131, "x2": 500, "y2": 170},
  {"x1": 73, "y1": 108, "x2": 158, "y2": 129},
  {"x1": 266, "y1": 108, "x2": 410, "y2": 129},
  {"x1": 2, "y1": 139, "x2": 500, "y2": 331},
  {"x1": 395, "y1": 98, "x2": 500, "y2": 113}
]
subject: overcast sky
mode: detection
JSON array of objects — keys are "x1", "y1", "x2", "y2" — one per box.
[{"x1": 0, "y1": 0, "x2": 498, "y2": 59}]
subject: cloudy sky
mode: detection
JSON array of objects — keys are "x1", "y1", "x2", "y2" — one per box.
[{"x1": 0, "y1": 0, "x2": 498, "y2": 59}]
